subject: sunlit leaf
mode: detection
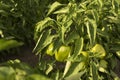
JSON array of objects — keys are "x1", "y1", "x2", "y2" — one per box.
[
  {"x1": 54, "y1": 7, "x2": 69, "y2": 14},
  {"x1": 86, "y1": 19, "x2": 97, "y2": 46},
  {"x1": 47, "y1": 1, "x2": 63, "y2": 16},
  {"x1": 98, "y1": 0, "x2": 103, "y2": 8},
  {"x1": 65, "y1": 61, "x2": 85, "y2": 78},
  {"x1": 35, "y1": 17, "x2": 54, "y2": 32},
  {"x1": 33, "y1": 30, "x2": 56, "y2": 55},
  {"x1": 0, "y1": 39, "x2": 24, "y2": 51},
  {"x1": 98, "y1": 67, "x2": 106, "y2": 73},
  {"x1": 45, "y1": 64, "x2": 53, "y2": 75},
  {"x1": 116, "y1": 51, "x2": 120, "y2": 58},
  {"x1": 65, "y1": 70, "x2": 86, "y2": 80},
  {"x1": 72, "y1": 37, "x2": 84, "y2": 60},
  {"x1": 63, "y1": 61, "x2": 71, "y2": 78}
]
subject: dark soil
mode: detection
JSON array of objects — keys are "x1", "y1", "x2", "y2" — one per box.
[{"x1": 0, "y1": 45, "x2": 39, "y2": 67}]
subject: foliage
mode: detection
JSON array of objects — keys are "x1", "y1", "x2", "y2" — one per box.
[
  {"x1": 0, "y1": 59, "x2": 51, "y2": 80},
  {"x1": 34, "y1": 0, "x2": 120, "y2": 80},
  {"x1": 0, "y1": 0, "x2": 52, "y2": 53},
  {"x1": 0, "y1": 0, "x2": 51, "y2": 45},
  {"x1": 0, "y1": 0, "x2": 120, "y2": 80},
  {"x1": 0, "y1": 38, "x2": 23, "y2": 51}
]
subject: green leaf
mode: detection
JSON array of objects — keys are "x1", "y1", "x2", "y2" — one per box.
[
  {"x1": 72, "y1": 37, "x2": 84, "y2": 60},
  {"x1": 65, "y1": 30, "x2": 79, "y2": 45},
  {"x1": 97, "y1": 0, "x2": 103, "y2": 8},
  {"x1": 110, "y1": 44, "x2": 120, "y2": 51},
  {"x1": 0, "y1": 10, "x2": 8, "y2": 16},
  {"x1": 110, "y1": 70, "x2": 120, "y2": 80},
  {"x1": 60, "y1": 20, "x2": 73, "y2": 43},
  {"x1": 86, "y1": 19, "x2": 97, "y2": 46},
  {"x1": 65, "y1": 70, "x2": 86, "y2": 80},
  {"x1": 91, "y1": 10, "x2": 99, "y2": 23},
  {"x1": 0, "y1": 73, "x2": 4, "y2": 80},
  {"x1": 54, "y1": 7, "x2": 69, "y2": 14},
  {"x1": 33, "y1": 30, "x2": 56, "y2": 55},
  {"x1": 53, "y1": 38, "x2": 62, "y2": 52},
  {"x1": 0, "y1": 39, "x2": 24, "y2": 51},
  {"x1": 0, "y1": 30, "x2": 3, "y2": 37},
  {"x1": 64, "y1": 20, "x2": 73, "y2": 28},
  {"x1": 26, "y1": 74, "x2": 51, "y2": 80},
  {"x1": 97, "y1": 28, "x2": 109, "y2": 37},
  {"x1": 79, "y1": 1, "x2": 88, "y2": 10},
  {"x1": 99, "y1": 60, "x2": 108, "y2": 68},
  {"x1": 47, "y1": 1, "x2": 63, "y2": 16},
  {"x1": 45, "y1": 64, "x2": 53, "y2": 75},
  {"x1": 35, "y1": 17, "x2": 54, "y2": 32},
  {"x1": 0, "y1": 67, "x2": 15, "y2": 76},
  {"x1": 63, "y1": 61, "x2": 71, "y2": 78},
  {"x1": 65, "y1": 61, "x2": 85, "y2": 78},
  {"x1": 91, "y1": 62, "x2": 98, "y2": 80},
  {"x1": 0, "y1": 66, "x2": 15, "y2": 80},
  {"x1": 72, "y1": 62, "x2": 85, "y2": 74},
  {"x1": 0, "y1": 2, "x2": 10, "y2": 9},
  {"x1": 116, "y1": 51, "x2": 120, "y2": 58},
  {"x1": 60, "y1": 25, "x2": 66, "y2": 43}
]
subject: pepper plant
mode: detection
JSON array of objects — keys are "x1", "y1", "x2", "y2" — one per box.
[
  {"x1": 34, "y1": 0, "x2": 120, "y2": 80},
  {"x1": 0, "y1": 0, "x2": 52, "y2": 54}
]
